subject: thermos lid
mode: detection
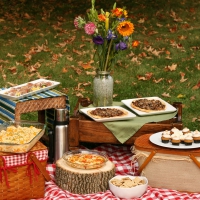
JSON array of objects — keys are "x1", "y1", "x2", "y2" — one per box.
[{"x1": 55, "y1": 108, "x2": 69, "y2": 122}]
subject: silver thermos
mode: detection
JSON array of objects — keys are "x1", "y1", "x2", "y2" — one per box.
[{"x1": 54, "y1": 108, "x2": 69, "y2": 162}]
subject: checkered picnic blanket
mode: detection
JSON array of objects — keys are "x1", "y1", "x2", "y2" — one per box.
[{"x1": 34, "y1": 144, "x2": 200, "y2": 200}]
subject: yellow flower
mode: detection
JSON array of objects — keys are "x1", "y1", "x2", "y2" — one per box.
[
  {"x1": 123, "y1": 10, "x2": 128, "y2": 18},
  {"x1": 117, "y1": 21, "x2": 134, "y2": 37},
  {"x1": 105, "y1": 12, "x2": 110, "y2": 31}
]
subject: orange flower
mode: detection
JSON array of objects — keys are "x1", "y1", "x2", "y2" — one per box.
[
  {"x1": 112, "y1": 8, "x2": 123, "y2": 17},
  {"x1": 98, "y1": 14, "x2": 106, "y2": 21},
  {"x1": 132, "y1": 40, "x2": 139, "y2": 47},
  {"x1": 117, "y1": 21, "x2": 134, "y2": 37}
]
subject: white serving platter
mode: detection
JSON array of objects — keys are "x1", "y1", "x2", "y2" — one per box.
[
  {"x1": 121, "y1": 97, "x2": 177, "y2": 116},
  {"x1": 80, "y1": 106, "x2": 136, "y2": 122},
  {"x1": 0, "y1": 79, "x2": 60, "y2": 100},
  {"x1": 149, "y1": 131, "x2": 200, "y2": 149}
]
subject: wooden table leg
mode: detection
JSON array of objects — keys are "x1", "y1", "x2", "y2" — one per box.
[
  {"x1": 38, "y1": 110, "x2": 46, "y2": 124},
  {"x1": 69, "y1": 117, "x2": 80, "y2": 149}
]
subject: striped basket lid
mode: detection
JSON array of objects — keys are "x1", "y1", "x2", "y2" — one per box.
[{"x1": 0, "y1": 88, "x2": 70, "y2": 124}]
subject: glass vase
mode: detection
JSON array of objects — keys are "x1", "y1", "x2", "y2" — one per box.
[{"x1": 93, "y1": 71, "x2": 113, "y2": 107}]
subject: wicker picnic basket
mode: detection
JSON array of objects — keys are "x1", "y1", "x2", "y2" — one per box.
[
  {"x1": 0, "y1": 141, "x2": 51, "y2": 200},
  {"x1": 133, "y1": 134, "x2": 200, "y2": 193}
]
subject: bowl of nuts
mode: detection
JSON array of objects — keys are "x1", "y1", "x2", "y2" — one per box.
[{"x1": 109, "y1": 175, "x2": 148, "y2": 199}]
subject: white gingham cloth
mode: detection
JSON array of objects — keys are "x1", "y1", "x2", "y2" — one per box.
[{"x1": 34, "y1": 144, "x2": 200, "y2": 200}]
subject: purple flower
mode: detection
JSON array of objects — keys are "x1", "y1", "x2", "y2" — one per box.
[
  {"x1": 118, "y1": 17, "x2": 126, "y2": 22},
  {"x1": 93, "y1": 36, "x2": 104, "y2": 45},
  {"x1": 107, "y1": 30, "x2": 117, "y2": 40},
  {"x1": 84, "y1": 22, "x2": 96, "y2": 35},
  {"x1": 124, "y1": 36, "x2": 129, "y2": 41},
  {"x1": 115, "y1": 42, "x2": 127, "y2": 50}
]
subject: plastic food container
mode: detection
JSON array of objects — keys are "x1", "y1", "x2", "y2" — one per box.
[
  {"x1": 62, "y1": 149, "x2": 108, "y2": 169},
  {"x1": 0, "y1": 121, "x2": 46, "y2": 153}
]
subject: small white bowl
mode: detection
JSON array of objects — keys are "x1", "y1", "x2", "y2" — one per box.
[{"x1": 109, "y1": 175, "x2": 148, "y2": 199}]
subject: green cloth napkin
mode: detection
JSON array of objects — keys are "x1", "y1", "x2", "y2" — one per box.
[{"x1": 80, "y1": 102, "x2": 177, "y2": 144}]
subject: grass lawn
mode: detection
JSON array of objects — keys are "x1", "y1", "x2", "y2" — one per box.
[{"x1": 0, "y1": 0, "x2": 200, "y2": 130}]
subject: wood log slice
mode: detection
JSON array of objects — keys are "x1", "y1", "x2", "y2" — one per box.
[{"x1": 55, "y1": 158, "x2": 115, "y2": 194}]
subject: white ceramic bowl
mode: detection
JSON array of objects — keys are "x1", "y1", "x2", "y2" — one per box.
[{"x1": 109, "y1": 175, "x2": 148, "y2": 199}]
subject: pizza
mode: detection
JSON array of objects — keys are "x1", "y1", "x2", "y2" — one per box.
[
  {"x1": 131, "y1": 98, "x2": 166, "y2": 113},
  {"x1": 66, "y1": 153, "x2": 107, "y2": 169},
  {"x1": 87, "y1": 108, "x2": 128, "y2": 119}
]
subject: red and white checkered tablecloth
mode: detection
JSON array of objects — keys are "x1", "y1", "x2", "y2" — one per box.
[
  {"x1": 4, "y1": 149, "x2": 48, "y2": 167},
  {"x1": 34, "y1": 144, "x2": 200, "y2": 200}
]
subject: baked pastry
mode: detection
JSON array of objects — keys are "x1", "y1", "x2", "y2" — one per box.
[
  {"x1": 180, "y1": 135, "x2": 186, "y2": 144},
  {"x1": 170, "y1": 130, "x2": 183, "y2": 139},
  {"x1": 161, "y1": 134, "x2": 171, "y2": 143},
  {"x1": 131, "y1": 98, "x2": 166, "y2": 113},
  {"x1": 192, "y1": 130, "x2": 200, "y2": 143},
  {"x1": 182, "y1": 127, "x2": 190, "y2": 135},
  {"x1": 184, "y1": 135, "x2": 193, "y2": 145},
  {"x1": 170, "y1": 127, "x2": 179, "y2": 135},
  {"x1": 171, "y1": 136, "x2": 180, "y2": 145},
  {"x1": 162, "y1": 130, "x2": 171, "y2": 135},
  {"x1": 87, "y1": 108, "x2": 128, "y2": 119}
]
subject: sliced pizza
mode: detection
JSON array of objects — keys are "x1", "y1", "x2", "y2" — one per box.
[
  {"x1": 131, "y1": 98, "x2": 166, "y2": 113},
  {"x1": 87, "y1": 108, "x2": 128, "y2": 119}
]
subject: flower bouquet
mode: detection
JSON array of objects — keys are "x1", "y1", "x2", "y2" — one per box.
[
  {"x1": 74, "y1": 0, "x2": 134, "y2": 72},
  {"x1": 74, "y1": 0, "x2": 135, "y2": 106}
]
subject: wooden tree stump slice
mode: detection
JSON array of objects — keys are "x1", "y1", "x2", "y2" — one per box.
[{"x1": 55, "y1": 158, "x2": 115, "y2": 194}]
